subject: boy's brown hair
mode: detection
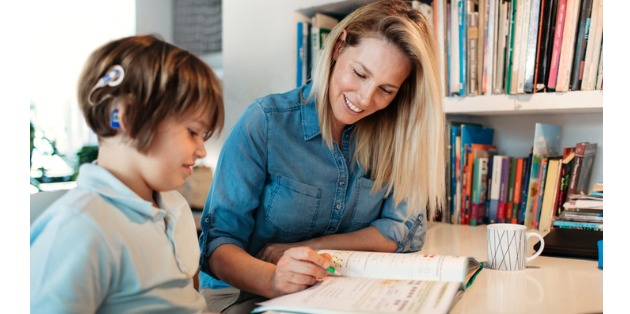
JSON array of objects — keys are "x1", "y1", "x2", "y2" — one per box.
[{"x1": 77, "y1": 34, "x2": 224, "y2": 153}]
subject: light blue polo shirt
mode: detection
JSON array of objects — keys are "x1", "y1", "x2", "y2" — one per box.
[
  {"x1": 31, "y1": 163, "x2": 206, "y2": 313},
  {"x1": 198, "y1": 83, "x2": 426, "y2": 289}
]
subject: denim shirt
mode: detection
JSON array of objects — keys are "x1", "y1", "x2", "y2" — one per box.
[{"x1": 198, "y1": 84, "x2": 426, "y2": 289}]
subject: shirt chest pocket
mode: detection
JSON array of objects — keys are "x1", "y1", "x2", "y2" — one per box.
[
  {"x1": 263, "y1": 176, "x2": 322, "y2": 236},
  {"x1": 351, "y1": 176, "x2": 386, "y2": 226}
]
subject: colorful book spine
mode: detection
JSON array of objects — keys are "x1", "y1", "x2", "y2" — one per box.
[
  {"x1": 547, "y1": 0, "x2": 567, "y2": 90},
  {"x1": 511, "y1": 157, "x2": 525, "y2": 223},
  {"x1": 471, "y1": 157, "x2": 489, "y2": 226},
  {"x1": 497, "y1": 156, "x2": 511, "y2": 223}
]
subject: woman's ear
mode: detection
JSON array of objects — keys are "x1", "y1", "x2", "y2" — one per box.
[{"x1": 333, "y1": 30, "x2": 348, "y2": 61}]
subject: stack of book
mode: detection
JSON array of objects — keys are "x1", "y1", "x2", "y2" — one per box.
[{"x1": 553, "y1": 186, "x2": 603, "y2": 231}]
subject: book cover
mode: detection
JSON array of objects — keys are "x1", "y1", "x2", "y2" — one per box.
[
  {"x1": 482, "y1": 0, "x2": 497, "y2": 95},
  {"x1": 511, "y1": 157, "x2": 525, "y2": 223},
  {"x1": 466, "y1": 144, "x2": 497, "y2": 225},
  {"x1": 295, "y1": 13, "x2": 310, "y2": 87},
  {"x1": 538, "y1": 156, "x2": 563, "y2": 233},
  {"x1": 567, "y1": 142, "x2": 598, "y2": 197},
  {"x1": 310, "y1": 13, "x2": 338, "y2": 75},
  {"x1": 569, "y1": 0, "x2": 594, "y2": 91},
  {"x1": 523, "y1": 123, "x2": 562, "y2": 228},
  {"x1": 497, "y1": 155, "x2": 511, "y2": 223},
  {"x1": 554, "y1": 147, "x2": 575, "y2": 216},
  {"x1": 547, "y1": 0, "x2": 568, "y2": 90},
  {"x1": 531, "y1": 157, "x2": 549, "y2": 229},
  {"x1": 489, "y1": 155, "x2": 506, "y2": 224},
  {"x1": 505, "y1": 156, "x2": 518, "y2": 223},
  {"x1": 450, "y1": 0, "x2": 463, "y2": 95},
  {"x1": 523, "y1": 0, "x2": 542, "y2": 93},
  {"x1": 460, "y1": 125, "x2": 495, "y2": 224},
  {"x1": 471, "y1": 156, "x2": 489, "y2": 226},
  {"x1": 509, "y1": 0, "x2": 528, "y2": 94},
  {"x1": 458, "y1": 0, "x2": 468, "y2": 95},
  {"x1": 580, "y1": 0, "x2": 602, "y2": 91},
  {"x1": 535, "y1": 0, "x2": 559, "y2": 92},
  {"x1": 477, "y1": 0, "x2": 488, "y2": 95},
  {"x1": 553, "y1": 220, "x2": 602, "y2": 231},
  {"x1": 253, "y1": 250, "x2": 483, "y2": 314},
  {"x1": 504, "y1": 0, "x2": 518, "y2": 94},
  {"x1": 468, "y1": 9, "x2": 479, "y2": 96},
  {"x1": 515, "y1": 0, "x2": 533, "y2": 94},
  {"x1": 518, "y1": 152, "x2": 533, "y2": 224},
  {"x1": 554, "y1": 0, "x2": 581, "y2": 92},
  {"x1": 493, "y1": 0, "x2": 511, "y2": 94}
]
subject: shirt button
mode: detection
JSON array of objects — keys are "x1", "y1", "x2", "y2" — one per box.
[
  {"x1": 340, "y1": 181, "x2": 345, "y2": 186},
  {"x1": 336, "y1": 204, "x2": 341, "y2": 210}
]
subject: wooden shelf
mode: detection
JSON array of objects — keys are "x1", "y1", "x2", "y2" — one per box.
[{"x1": 444, "y1": 90, "x2": 603, "y2": 116}]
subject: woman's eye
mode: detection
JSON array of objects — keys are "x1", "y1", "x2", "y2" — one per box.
[
  {"x1": 353, "y1": 69, "x2": 366, "y2": 79},
  {"x1": 381, "y1": 88, "x2": 393, "y2": 95}
]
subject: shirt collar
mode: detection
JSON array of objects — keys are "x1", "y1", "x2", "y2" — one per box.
[{"x1": 76, "y1": 163, "x2": 165, "y2": 219}]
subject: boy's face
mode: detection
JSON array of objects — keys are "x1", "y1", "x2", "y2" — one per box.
[{"x1": 137, "y1": 113, "x2": 210, "y2": 193}]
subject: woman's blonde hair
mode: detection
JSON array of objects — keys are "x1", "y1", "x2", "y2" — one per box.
[{"x1": 310, "y1": 0, "x2": 445, "y2": 220}]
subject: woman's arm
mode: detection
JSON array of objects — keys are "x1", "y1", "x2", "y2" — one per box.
[
  {"x1": 256, "y1": 226, "x2": 397, "y2": 265},
  {"x1": 209, "y1": 243, "x2": 332, "y2": 298}
]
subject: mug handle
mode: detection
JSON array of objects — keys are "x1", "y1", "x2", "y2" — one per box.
[{"x1": 526, "y1": 232, "x2": 545, "y2": 263}]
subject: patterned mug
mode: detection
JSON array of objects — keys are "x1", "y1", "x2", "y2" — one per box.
[{"x1": 487, "y1": 223, "x2": 545, "y2": 271}]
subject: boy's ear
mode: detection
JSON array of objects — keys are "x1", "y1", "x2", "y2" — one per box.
[{"x1": 112, "y1": 105, "x2": 128, "y2": 132}]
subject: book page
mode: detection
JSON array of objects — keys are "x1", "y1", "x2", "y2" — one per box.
[
  {"x1": 253, "y1": 277, "x2": 461, "y2": 314},
  {"x1": 318, "y1": 250, "x2": 470, "y2": 283}
]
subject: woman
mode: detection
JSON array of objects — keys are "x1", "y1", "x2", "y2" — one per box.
[{"x1": 198, "y1": 0, "x2": 445, "y2": 312}]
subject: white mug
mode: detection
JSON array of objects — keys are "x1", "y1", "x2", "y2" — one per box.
[{"x1": 487, "y1": 223, "x2": 545, "y2": 271}]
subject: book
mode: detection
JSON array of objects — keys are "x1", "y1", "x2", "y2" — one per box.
[
  {"x1": 497, "y1": 155, "x2": 511, "y2": 223},
  {"x1": 531, "y1": 156, "x2": 549, "y2": 229},
  {"x1": 505, "y1": 156, "x2": 518, "y2": 223},
  {"x1": 580, "y1": 0, "x2": 602, "y2": 91},
  {"x1": 569, "y1": 0, "x2": 594, "y2": 91},
  {"x1": 489, "y1": 155, "x2": 507, "y2": 224},
  {"x1": 482, "y1": 0, "x2": 498, "y2": 95},
  {"x1": 252, "y1": 250, "x2": 483, "y2": 314},
  {"x1": 460, "y1": 125, "x2": 495, "y2": 224},
  {"x1": 508, "y1": 0, "x2": 528, "y2": 94},
  {"x1": 458, "y1": 0, "x2": 468, "y2": 95},
  {"x1": 503, "y1": 0, "x2": 518, "y2": 94},
  {"x1": 515, "y1": 0, "x2": 533, "y2": 94},
  {"x1": 546, "y1": 0, "x2": 567, "y2": 90},
  {"x1": 554, "y1": 0, "x2": 581, "y2": 92},
  {"x1": 567, "y1": 142, "x2": 598, "y2": 197},
  {"x1": 518, "y1": 152, "x2": 533, "y2": 224},
  {"x1": 471, "y1": 156, "x2": 489, "y2": 226},
  {"x1": 477, "y1": 0, "x2": 488, "y2": 95},
  {"x1": 310, "y1": 13, "x2": 338, "y2": 74},
  {"x1": 468, "y1": 9, "x2": 479, "y2": 96},
  {"x1": 553, "y1": 219, "x2": 602, "y2": 231},
  {"x1": 466, "y1": 144, "x2": 497, "y2": 225},
  {"x1": 533, "y1": 0, "x2": 557, "y2": 92},
  {"x1": 523, "y1": 0, "x2": 543, "y2": 93},
  {"x1": 511, "y1": 157, "x2": 526, "y2": 223},
  {"x1": 295, "y1": 13, "x2": 311, "y2": 87},
  {"x1": 493, "y1": 0, "x2": 511, "y2": 94},
  {"x1": 450, "y1": 0, "x2": 463, "y2": 95},
  {"x1": 523, "y1": 123, "x2": 562, "y2": 228},
  {"x1": 537, "y1": 156, "x2": 563, "y2": 233}
]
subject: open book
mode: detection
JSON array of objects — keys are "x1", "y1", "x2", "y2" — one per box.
[{"x1": 252, "y1": 250, "x2": 483, "y2": 314}]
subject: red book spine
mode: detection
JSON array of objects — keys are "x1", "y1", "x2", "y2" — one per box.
[{"x1": 547, "y1": 0, "x2": 568, "y2": 89}]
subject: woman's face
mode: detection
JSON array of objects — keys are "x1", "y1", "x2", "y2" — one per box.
[{"x1": 328, "y1": 34, "x2": 411, "y2": 131}]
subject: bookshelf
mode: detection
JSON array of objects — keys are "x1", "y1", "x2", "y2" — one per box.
[{"x1": 292, "y1": 0, "x2": 603, "y2": 189}]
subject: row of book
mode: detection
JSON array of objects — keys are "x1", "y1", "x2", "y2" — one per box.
[
  {"x1": 443, "y1": 120, "x2": 599, "y2": 233},
  {"x1": 433, "y1": 0, "x2": 604, "y2": 96},
  {"x1": 553, "y1": 184, "x2": 603, "y2": 231},
  {"x1": 294, "y1": 0, "x2": 603, "y2": 95}
]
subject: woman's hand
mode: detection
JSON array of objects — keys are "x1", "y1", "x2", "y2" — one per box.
[
  {"x1": 269, "y1": 247, "x2": 332, "y2": 296},
  {"x1": 256, "y1": 242, "x2": 302, "y2": 264}
]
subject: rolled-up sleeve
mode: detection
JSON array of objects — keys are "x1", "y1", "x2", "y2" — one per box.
[
  {"x1": 370, "y1": 196, "x2": 427, "y2": 253},
  {"x1": 199, "y1": 101, "x2": 268, "y2": 275}
]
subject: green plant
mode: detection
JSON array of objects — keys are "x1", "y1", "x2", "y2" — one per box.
[{"x1": 72, "y1": 145, "x2": 99, "y2": 180}]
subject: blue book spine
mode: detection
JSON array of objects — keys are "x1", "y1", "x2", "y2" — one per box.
[
  {"x1": 458, "y1": 0, "x2": 467, "y2": 96},
  {"x1": 296, "y1": 21, "x2": 305, "y2": 87}
]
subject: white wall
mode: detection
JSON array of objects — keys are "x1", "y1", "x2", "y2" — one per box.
[{"x1": 136, "y1": 0, "x2": 173, "y2": 42}]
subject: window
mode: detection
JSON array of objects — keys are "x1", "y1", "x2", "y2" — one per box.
[{"x1": 29, "y1": 1, "x2": 135, "y2": 191}]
